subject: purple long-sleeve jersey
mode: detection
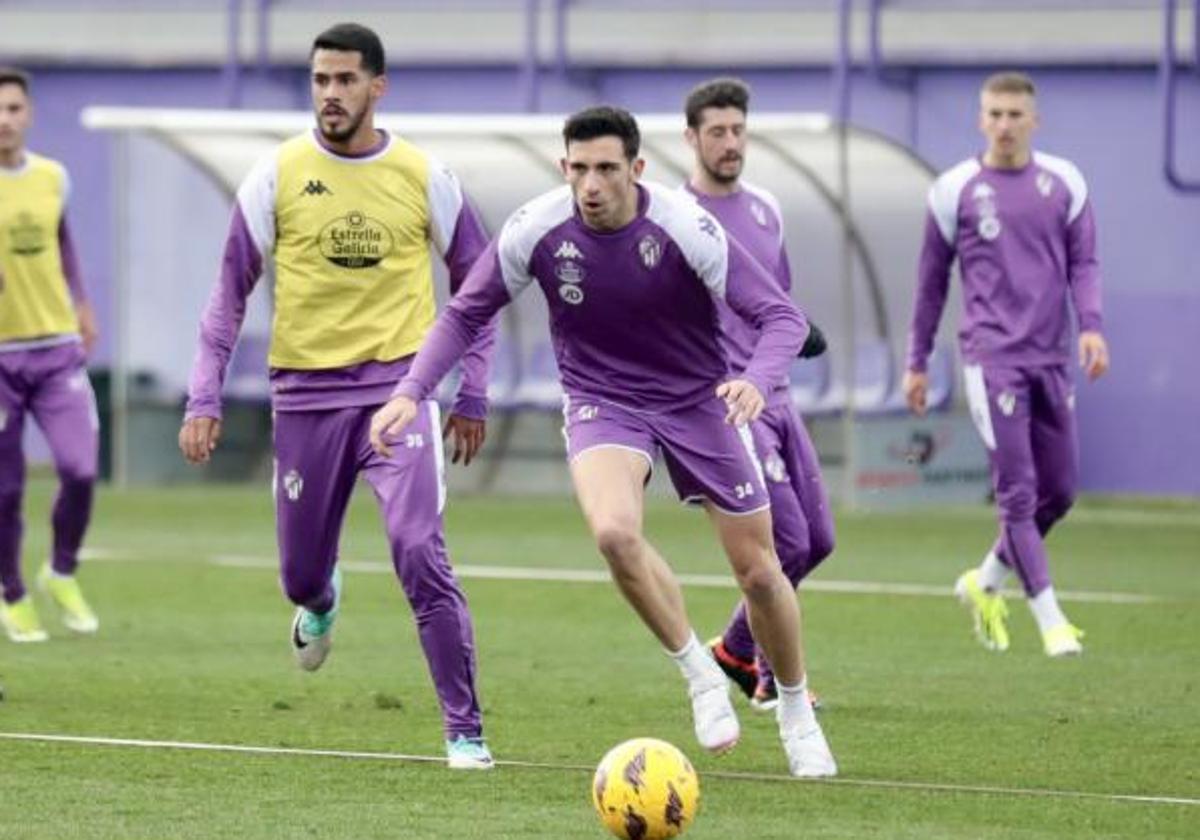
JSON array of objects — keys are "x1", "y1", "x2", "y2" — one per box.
[
  {"x1": 394, "y1": 181, "x2": 808, "y2": 412},
  {"x1": 685, "y1": 181, "x2": 794, "y2": 404},
  {"x1": 907, "y1": 151, "x2": 1103, "y2": 373},
  {"x1": 185, "y1": 130, "x2": 493, "y2": 419}
]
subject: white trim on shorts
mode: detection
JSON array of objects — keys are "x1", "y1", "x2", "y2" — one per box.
[
  {"x1": 962, "y1": 364, "x2": 997, "y2": 451},
  {"x1": 428, "y1": 399, "x2": 447, "y2": 515},
  {"x1": 568, "y1": 442, "x2": 655, "y2": 479},
  {"x1": 682, "y1": 494, "x2": 772, "y2": 517}
]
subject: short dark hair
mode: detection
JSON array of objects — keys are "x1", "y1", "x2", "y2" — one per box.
[
  {"x1": 685, "y1": 77, "x2": 750, "y2": 128},
  {"x1": 311, "y1": 23, "x2": 385, "y2": 76},
  {"x1": 562, "y1": 106, "x2": 640, "y2": 161},
  {"x1": 982, "y1": 71, "x2": 1036, "y2": 97},
  {"x1": 0, "y1": 67, "x2": 31, "y2": 96}
]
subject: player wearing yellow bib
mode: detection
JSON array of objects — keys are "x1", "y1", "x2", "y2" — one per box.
[
  {"x1": 0, "y1": 68, "x2": 101, "y2": 644},
  {"x1": 178, "y1": 25, "x2": 497, "y2": 769}
]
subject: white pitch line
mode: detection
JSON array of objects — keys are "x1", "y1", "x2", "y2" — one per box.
[
  {"x1": 207, "y1": 554, "x2": 1161, "y2": 604},
  {"x1": 1, "y1": 732, "x2": 1196, "y2": 808}
]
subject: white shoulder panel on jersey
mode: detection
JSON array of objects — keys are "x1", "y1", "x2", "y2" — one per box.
[
  {"x1": 643, "y1": 181, "x2": 730, "y2": 298},
  {"x1": 741, "y1": 180, "x2": 786, "y2": 244},
  {"x1": 236, "y1": 146, "x2": 279, "y2": 259},
  {"x1": 424, "y1": 151, "x2": 466, "y2": 256},
  {"x1": 1033, "y1": 151, "x2": 1089, "y2": 223},
  {"x1": 497, "y1": 184, "x2": 574, "y2": 299},
  {"x1": 927, "y1": 158, "x2": 981, "y2": 245}
]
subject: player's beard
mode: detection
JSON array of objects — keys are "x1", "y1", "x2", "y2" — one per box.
[
  {"x1": 318, "y1": 105, "x2": 367, "y2": 144},
  {"x1": 703, "y1": 154, "x2": 742, "y2": 185}
]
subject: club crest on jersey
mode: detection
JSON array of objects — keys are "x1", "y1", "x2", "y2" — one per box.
[
  {"x1": 282, "y1": 469, "x2": 304, "y2": 502},
  {"x1": 555, "y1": 261, "x2": 585, "y2": 284},
  {"x1": 638, "y1": 235, "x2": 662, "y2": 269},
  {"x1": 559, "y1": 284, "x2": 584, "y2": 305},
  {"x1": 750, "y1": 202, "x2": 768, "y2": 227},
  {"x1": 1036, "y1": 171, "x2": 1054, "y2": 197},
  {"x1": 996, "y1": 391, "x2": 1017, "y2": 417},
  {"x1": 554, "y1": 240, "x2": 583, "y2": 260}
]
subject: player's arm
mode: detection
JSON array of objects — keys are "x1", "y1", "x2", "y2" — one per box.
[
  {"x1": 179, "y1": 157, "x2": 274, "y2": 464},
  {"x1": 1064, "y1": 185, "x2": 1108, "y2": 381},
  {"x1": 769, "y1": 206, "x2": 825, "y2": 359},
  {"x1": 703, "y1": 227, "x2": 807, "y2": 424},
  {"x1": 371, "y1": 239, "x2": 514, "y2": 457},
  {"x1": 427, "y1": 161, "x2": 499, "y2": 464},
  {"x1": 57, "y1": 215, "x2": 97, "y2": 355},
  {"x1": 903, "y1": 209, "x2": 956, "y2": 416},
  {"x1": 428, "y1": 160, "x2": 499, "y2": 420}
]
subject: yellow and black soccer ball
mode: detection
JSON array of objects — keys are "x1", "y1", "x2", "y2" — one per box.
[{"x1": 592, "y1": 738, "x2": 699, "y2": 840}]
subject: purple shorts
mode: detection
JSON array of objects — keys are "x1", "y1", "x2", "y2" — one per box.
[{"x1": 562, "y1": 394, "x2": 768, "y2": 515}]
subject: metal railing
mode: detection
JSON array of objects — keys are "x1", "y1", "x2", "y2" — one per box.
[{"x1": 1160, "y1": 0, "x2": 1200, "y2": 192}]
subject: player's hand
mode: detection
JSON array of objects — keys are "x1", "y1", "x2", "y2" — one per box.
[
  {"x1": 1079, "y1": 331, "x2": 1109, "y2": 381},
  {"x1": 76, "y1": 303, "x2": 99, "y2": 356},
  {"x1": 179, "y1": 416, "x2": 222, "y2": 464},
  {"x1": 716, "y1": 379, "x2": 765, "y2": 425},
  {"x1": 902, "y1": 370, "x2": 928, "y2": 416},
  {"x1": 370, "y1": 396, "x2": 418, "y2": 458},
  {"x1": 443, "y1": 414, "x2": 486, "y2": 466}
]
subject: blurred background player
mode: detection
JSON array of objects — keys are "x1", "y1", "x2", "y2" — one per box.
[
  {"x1": 0, "y1": 68, "x2": 101, "y2": 643},
  {"x1": 370, "y1": 106, "x2": 837, "y2": 777},
  {"x1": 682, "y1": 77, "x2": 835, "y2": 712},
  {"x1": 902, "y1": 71, "x2": 1109, "y2": 657},
  {"x1": 177, "y1": 24, "x2": 497, "y2": 768}
]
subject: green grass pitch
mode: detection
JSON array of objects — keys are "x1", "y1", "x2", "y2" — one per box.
[{"x1": 1, "y1": 479, "x2": 1197, "y2": 838}]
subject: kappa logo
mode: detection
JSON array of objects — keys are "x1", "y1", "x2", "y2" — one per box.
[
  {"x1": 750, "y1": 202, "x2": 768, "y2": 227},
  {"x1": 972, "y1": 183, "x2": 995, "y2": 200},
  {"x1": 1036, "y1": 171, "x2": 1054, "y2": 197},
  {"x1": 282, "y1": 468, "x2": 304, "y2": 502},
  {"x1": 996, "y1": 391, "x2": 1017, "y2": 417},
  {"x1": 554, "y1": 240, "x2": 583, "y2": 260},
  {"x1": 638, "y1": 235, "x2": 662, "y2": 269},
  {"x1": 300, "y1": 179, "x2": 333, "y2": 196},
  {"x1": 697, "y1": 215, "x2": 720, "y2": 240}
]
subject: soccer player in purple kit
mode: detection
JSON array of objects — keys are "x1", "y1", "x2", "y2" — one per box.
[
  {"x1": 0, "y1": 68, "x2": 101, "y2": 643},
  {"x1": 681, "y1": 78, "x2": 835, "y2": 711},
  {"x1": 903, "y1": 72, "x2": 1109, "y2": 658},
  {"x1": 370, "y1": 106, "x2": 838, "y2": 777},
  {"x1": 178, "y1": 24, "x2": 497, "y2": 768}
]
